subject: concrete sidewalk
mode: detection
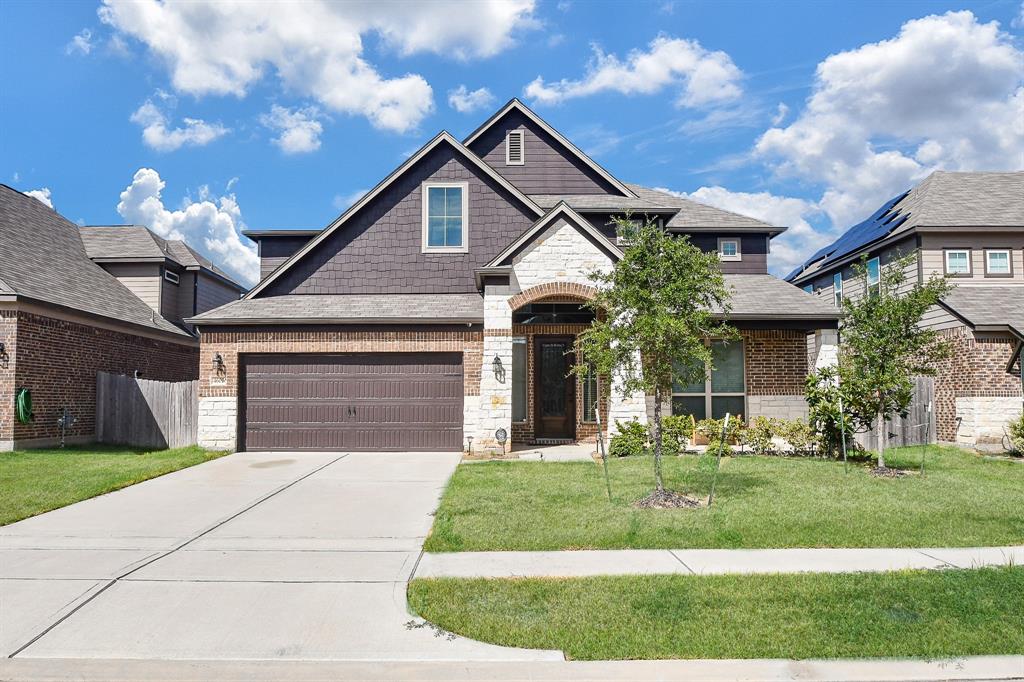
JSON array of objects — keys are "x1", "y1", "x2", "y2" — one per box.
[
  {"x1": 2, "y1": 655, "x2": 1022, "y2": 681},
  {"x1": 415, "y1": 545, "x2": 1024, "y2": 579}
]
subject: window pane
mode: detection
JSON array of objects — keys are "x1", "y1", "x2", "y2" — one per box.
[
  {"x1": 988, "y1": 252, "x2": 1009, "y2": 273},
  {"x1": 445, "y1": 217, "x2": 463, "y2": 247},
  {"x1": 672, "y1": 360, "x2": 706, "y2": 393},
  {"x1": 721, "y1": 241, "x2": 737, "y2": 256},
  {"x1": 947, "y1": 252, "x2": 969, "y2": 273},
  {"x1": 711, "y1": 396, "x2": 745, "y2": 420},
  {"x1": 428, "y1": 217, "x2": 445, "y2": 246},
  {"x1": 867, "y1": 258, "x2": 880, "y2": 282},
  {"x1": 710, "y1": 341, "x2": 744, "y2": 393},
  {"x1": 428, "y1": 187, "x2": 445, "y2": 216},
  {"x1": 582, "y1": 365, "x2": 598, "y2": 422},
  {"x1": 672, "y1": 396, "x2": 706, "y2": 421},
  {"x1": 445, "y1": 187, "x2": 462, "y2": 217},
  {"x1": 833, "y1": 273, "x2": 842, "y2": 306},
  {"x1": 512, "y1": 341, "x2": 527, "y2": 422}
]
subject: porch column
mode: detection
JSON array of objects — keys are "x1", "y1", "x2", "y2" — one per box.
[
  {"x1": 473, "y1": 283, "x2": 514, "y2": 454},
  {"x1": 813, "y1": 328, "x2": 839, "y2": 370},
  {"x1": 607, "y1": 348, "x2": 648, "y2": 436}
]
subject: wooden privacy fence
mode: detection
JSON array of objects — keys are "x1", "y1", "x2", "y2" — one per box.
[
  {"x1": 855, "y1": 375, "x2": 936, "y2": 450},
  {"x1": 96, "y1": 372, "x2": 198, "y2": 449}
]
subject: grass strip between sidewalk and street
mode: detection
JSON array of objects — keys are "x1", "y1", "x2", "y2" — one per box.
[
  {"x1": 409, "y1": 566, "x2": 1024, "y2": 661},
  {"x1": 0, "y1": 445, "x2": 228, "y2": 525}
]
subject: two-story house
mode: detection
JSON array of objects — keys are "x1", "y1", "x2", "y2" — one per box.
[
  {"x1": 787, "y1": 171, "x2": 1024, "y2": 449},
  {"x1": 189, "y1": 99, "x2": 839, "y2": 453},
  {"x1": 80, "y1": 225, "x2": 246, "y2": 331}
]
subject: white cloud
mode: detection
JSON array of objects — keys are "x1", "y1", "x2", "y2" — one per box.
[
  {"x1": 524, "y1": 35, "x2": 743, "y2": 108},
  {"x1": 770, "y1": 102, "x2": 788, "y2": 126},
  {"x1": 261, "y1": 105, "x2": 324, "y2": 154},
  {"x1": 24, "y1": 188, "x2": 54, "y2": 209},
  {"x1": 65, "y1": 29, "x2": 94, "y2": 55},
  {"x1": 447, "y1": 86, "x2": 497, "y2": 113},
  {"x1": 755, "y1": 10, "x2": 1024, "y2": 228},
  {"x1": 116, "y1": 168, "x2": 259, "y2": 285},
  {"x1": 130, "y1": 98, "x2": 229, "y2": 152},
  {"x1": 333, "y1": 189, "x2": 369, "y2": 212},
  {"x1": 99, "y1": 0, "x2": 537, "y2": 133},
  {"x1": 1012, "y1": 1, "x2": 1024, "y2": 29}
]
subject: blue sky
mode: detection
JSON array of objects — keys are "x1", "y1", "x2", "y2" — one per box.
[{"x1": 2, "y1": 0, "x2": 1021, "y2": 285}]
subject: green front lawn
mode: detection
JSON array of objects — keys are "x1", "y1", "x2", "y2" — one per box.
[
  {"x1": 409, "y1": 567, "x2": 1024, "y2": 660},
  {"x1": 426, "y1": 445, "x2": 1024, "y2": 551},
  {"x1": 0, "y1": 445, "x2": 228, "y2": 525}
]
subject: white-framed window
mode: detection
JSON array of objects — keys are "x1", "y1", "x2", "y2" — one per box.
[
  {"x1": 866, "y1": 257, "x2": 881, "y2": 296},
  {"x1": 505, "y1": 130, "x2": 525, "y2": 165},
  {"x1": 512, "y1": 338, "x2": 528, "y2": 422},
  {"x1": 422, "y1": 182, "x2": 468, "y2": 253},
  {"x1": 718, "y1": 238, "x2": 741, "y2": 261},
  {"x1": 833, "y1": 273, "x2": 843, "y2": 307},
  {"x1": 671, "y1": 340, "x2": 745, "y2": 421},
  {"x1": 985, "y1": 249, "x2": 1011, "y2": 276},
  {"x1": 163, "y1": 270, "x2": 179, "y2": 285},
  {"x1": 803, "y1": 284, "x2": 813, "y2": 294},
  {"x1": 944, "y1": 249, "x2": 971, "y2": 276}
]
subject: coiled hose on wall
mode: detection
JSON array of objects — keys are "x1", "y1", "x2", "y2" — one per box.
[{"x1": 15, "y1": 388, "x2": 32, "y2": 424}]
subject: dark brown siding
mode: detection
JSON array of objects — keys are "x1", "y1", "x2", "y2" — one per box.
[
  {"x1": 259, "y1": 145, "x2": 537, "y2": 296},
  {"x1": 240, "y1": 352, "x2": 463, "y2": 451},
  {"x1": 258, "y1": 235, "x2": 314, "y2": 280},
  {"x1": 468, "y1": 109, "x2": 623, "y2": 196},
  {"x1": 688, "y1": 234, "x2": 769, "y2": 274}
]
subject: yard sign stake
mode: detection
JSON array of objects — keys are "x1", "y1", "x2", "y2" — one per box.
[
  {"x1": 839, "y1": 393, "x2": 849, "y2": 474},
  {"x1": 707, "y1": 413, "x2": 730, "y2": 509},
  {"x1": 595, "y1": 375, "x2": 612, "y2": 501}
]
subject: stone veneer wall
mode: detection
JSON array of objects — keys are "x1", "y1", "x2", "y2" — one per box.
[
  {"x1": 3, "y1": 310, "x2": 197, "y2": 450},
  {"x1": 932, "y1": 326, "x2": 1022, "y2": 446},
  {"x1": 197, "y1": 328, "x2": 484, "y2": 451}
]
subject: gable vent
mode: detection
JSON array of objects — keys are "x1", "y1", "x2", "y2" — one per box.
[{"x1": 505, "y1": 130, "x2": 524, "y2": 165}]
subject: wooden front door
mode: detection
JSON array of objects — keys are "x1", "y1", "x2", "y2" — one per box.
[{"x1": 534, "y1": 336, "x2": 576, "y2": 440}]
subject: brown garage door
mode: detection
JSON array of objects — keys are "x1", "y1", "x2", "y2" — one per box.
[{"x1": 241, "y1": 353, "x2": 463, "y2": 452}]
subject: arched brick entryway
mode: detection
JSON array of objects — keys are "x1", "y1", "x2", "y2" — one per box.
[{"x1": 507, "y1": 282, "x2": 599, "y2": 311}]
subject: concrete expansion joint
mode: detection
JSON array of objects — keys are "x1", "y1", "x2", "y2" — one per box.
[{"x1": 7, "y1": 453, "x2": 350, "y2": 659}]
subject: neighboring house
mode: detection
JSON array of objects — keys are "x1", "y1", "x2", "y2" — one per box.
[
  {"x1": 80, "y1": 225, "x2": 246, "y2": 331},
  {"x1": 787, "y1": 171, "x2": 1024, "y2": 449},
  {"x1": 0, "y1": 186, "x2": 198, "y2": 450},
  {"x1": 189, "y1": 99, "x2": 839, "y2": 453}
]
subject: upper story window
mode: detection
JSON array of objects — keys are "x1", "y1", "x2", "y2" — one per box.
[
  {"x1": 422, "y1": 182, "x2": 468, "y2": 253},
  {"x1": 718, "y1": 238, "x2": 741, "y2": 261},
  {"x1": 865, "y1": 257, "x2": 881, "y2": 296},
  {"x1": 944, "y1": 249, "x2": 971, "y2": 276},
  {"x1": 803, "y1": 284, "x2": 813, "y2": 294},
  {"x1": 505, "y1": 130, "x2": 525, "y2": 165},
  {"x1": 163, "y1": 270, "x2": 180, "y2": 285},
  {"x1": 833, "y1": 273, "x2": 843, "y2": 307},
  {"x1": 985, "y1": 249, "x2": 1011, "y2": 276}
]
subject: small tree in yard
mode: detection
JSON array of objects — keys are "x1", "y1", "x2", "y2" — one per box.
[
  {"x1": 830, "y1": 255, "x2": 952, "y2": 470},
  {"x1": 575, "y1": 215, "x2": 737, "y2": 505}
]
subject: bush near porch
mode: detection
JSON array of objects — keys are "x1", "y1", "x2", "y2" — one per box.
[
  {"x1": 424, "y1": 445, "x2": 1024, "y2": 552},
  {"x1": 0, "y1": 445, "x2": 228, "y2": 526}
]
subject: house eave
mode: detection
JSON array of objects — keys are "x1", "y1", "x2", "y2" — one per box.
[{"x1": 187, "y1": 316, "x2": 483, "y2": 326}]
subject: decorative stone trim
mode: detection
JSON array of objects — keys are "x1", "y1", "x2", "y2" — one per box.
[{"x1": 507, "y1": 282, "x2": 598, "y2": 311}]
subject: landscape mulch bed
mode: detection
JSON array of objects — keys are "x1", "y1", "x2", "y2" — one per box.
[
  {"x1": 633, "y1": 489, "x2": 706, "y2": 509},
  {"x1": 868, "y1": 465, "x2": 916, "y2": 478}
]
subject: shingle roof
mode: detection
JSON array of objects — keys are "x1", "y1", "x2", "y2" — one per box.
[
  {"x1": 188, "y1": 293, "x2": 485, "y2": 325},
  {"x1": 0, "y1": 186, "x2": 191, "y2": 337},
  {"x1": 530, "y1": 184, "x2": 779, "y2": 231},
  {"x1": 80, "y1": 225, "x2": 243, "y2": 288},
  {"x1": 940, "y1": 287, "x2": 1024, "y2": 338},
  {"x1": 788, "y1": 171, "x2": 1024, "y2": 282},
  {"x1": 721, "y1": 275, "x2": 840, "y2": 320}
]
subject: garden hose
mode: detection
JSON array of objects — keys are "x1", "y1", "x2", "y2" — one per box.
[{"x1": 15, "y1": 388, "x2": 33, "y2": 424}]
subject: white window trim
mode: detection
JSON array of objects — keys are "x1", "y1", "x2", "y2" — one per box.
[
  {"x1": 163, "y1": 270, "x2": 180, "y2": 285},
  {"x1": 984, "y1": 249, "x2": 1012, "y2": 276},
  {"x1": 421, "y1": 181, "x2": 469, "y2": 254},
  {"x1": 671, "y1": 339, "x2": 746, "y2": 420},
  {"x1": 718, "y1": 238, "x2": 741, "y2": 261},
  {"x1": 505, "y1": 130, "x2": 525, "y2": 166},
  {"x1": 866, "y1": 256, "x2": 881, "y2": 295},
  {"x1": 833, "y1": 273, "x2": 843, "y2": 307},
  {"x1": 944, "y1": 249, "x2": 972, "y2": 276}
]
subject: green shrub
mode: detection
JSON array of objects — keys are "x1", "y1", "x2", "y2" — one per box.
[
  {"x1": 805, "y1": 368, "x2": 858, "y2": 458},
  {"x1": 777, "y1": 418, "x2": 818, "y2": 456},
  {"x1": 609, "y1": 419, "x2": 649, "y2": 457},
  {"x1": 696, "y1": 417, "x2": 743, "y2": 455},
  {"x1": 746, "y1": 416, "x2": 779, "y2": 456},
  {"x1": 1007, "y1": 413, "x2": 1024, "y2": 455},
  {"x1": 660, "y1": 414, "x2": 693, "y2": 456}
]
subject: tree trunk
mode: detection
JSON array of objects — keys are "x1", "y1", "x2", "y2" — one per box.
[
  {"x1": 653, "y1": 384, "x2": 664, "y2": 492},
  {"x1": 876, "y1": 407, "x2": 887, "y2": 469}
]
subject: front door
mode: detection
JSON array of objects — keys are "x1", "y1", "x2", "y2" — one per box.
[{"x1": 534, "y1": 336, "x2": 576, "y2": 440}]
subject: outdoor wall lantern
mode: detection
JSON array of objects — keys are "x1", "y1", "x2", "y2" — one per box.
[
  {"x1": 212, "y1": 353, "x2": 226, "y2": 375},
  {"x1": 492, "y1": 354, "x2": 506, "y2": 384}
]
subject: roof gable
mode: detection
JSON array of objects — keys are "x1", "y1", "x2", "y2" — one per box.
[
  {"x1": 465, "y1": 99, "x2": 636, "y2": 199},
  {"x1": 486, "y1": 202, "x2": 623, "y2": 268}
]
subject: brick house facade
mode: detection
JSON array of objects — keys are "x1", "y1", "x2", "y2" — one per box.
[{"x1": 190, "y1": 100, "x2": 840, "y2": 454}]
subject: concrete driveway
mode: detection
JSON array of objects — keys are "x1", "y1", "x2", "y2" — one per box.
[{"x1": 0, "y1": 451, "x2": 559, "y2": 662}]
